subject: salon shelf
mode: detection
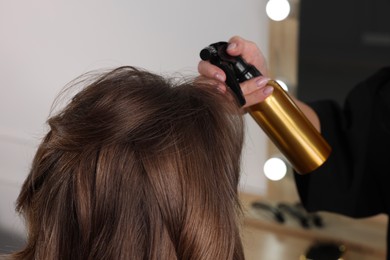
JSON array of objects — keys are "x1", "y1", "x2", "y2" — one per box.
[{"x1": 240, "y1": 192, "x2": 387, "y2": 260}]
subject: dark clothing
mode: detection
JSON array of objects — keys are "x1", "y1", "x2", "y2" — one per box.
[{"x1": 294, "y1": 67, "x2": 390, "y2": 257}]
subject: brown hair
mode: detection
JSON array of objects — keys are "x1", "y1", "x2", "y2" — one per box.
[{"x1": 10, "y1": 66, "x2": 245, "y2": 260}]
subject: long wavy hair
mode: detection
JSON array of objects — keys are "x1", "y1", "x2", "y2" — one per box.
[{"x1": 9, "y1": 66, "x2": 245, "y2": 260}]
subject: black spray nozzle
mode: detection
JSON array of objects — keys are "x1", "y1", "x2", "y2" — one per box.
[
  {"x1": 199, "y1": 45, "x2": 217, "y2": 61},
  {"x1": 200, "y1": 41, "x2": 263, "y2": 107}
]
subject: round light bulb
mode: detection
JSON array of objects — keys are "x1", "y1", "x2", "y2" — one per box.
[
  {"x1": 263, "y1": 157, "x2": 287, "y2": 181},
  {"x1": 266, "y1": 0, "x2": 291, "y2": 21},
  {"x1": 276, "y1": 79, "x2": 289, "y2": 92}
]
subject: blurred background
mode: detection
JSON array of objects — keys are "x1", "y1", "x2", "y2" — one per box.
[{"x1": 1, "y1": 0, "x2": 389, "y2": 259}]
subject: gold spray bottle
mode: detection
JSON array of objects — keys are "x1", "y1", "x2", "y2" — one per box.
[{"x1": 200, "y1": 42, "x2": 331, "y2": 174}]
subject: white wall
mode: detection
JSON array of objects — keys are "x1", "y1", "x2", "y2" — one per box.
[{"x1": 0, "y1": 0, "x2": 269, "y2": 237}]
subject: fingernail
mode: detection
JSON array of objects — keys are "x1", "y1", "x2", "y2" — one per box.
[
  {"x1": 263, "y1": 86, "x2": 274, "y2": 96},
  {"x1": 214, "y1": 73, "x2": 224, "y2": 82},
  {"x1": 227, "y1": 43, "x2": 237, "y2": 51},
  {"x1": 256, "y1": 77, "x2": 270, "y2": 88}
]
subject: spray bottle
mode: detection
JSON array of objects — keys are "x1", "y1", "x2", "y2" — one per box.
[{"x1": 200, "y1": 41, "x2": 331, "y2": 174}]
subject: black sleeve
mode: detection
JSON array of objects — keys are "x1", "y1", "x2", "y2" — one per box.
[{"x1": 294, "y1": 67, "x2": 390, "y2": 218}]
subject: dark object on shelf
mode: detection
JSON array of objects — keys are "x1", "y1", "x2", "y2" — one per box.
[
  {"x1": 295, "y1": 202, "x2": 324, "y2": 228},
  {"x1": 277, "y1": 203, "x2": 310, "y2": 229},
  {"x1": 251, "y1": 201, "x2": 285, "y2": 224},
  {"x1": 301, "y1": 242, "x2": 346, "y2": 260}
]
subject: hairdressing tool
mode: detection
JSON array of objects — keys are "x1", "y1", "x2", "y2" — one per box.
[
  {"x1": 295, "y1": 202, "x2": 324, "y2": 228},
  {"x1": 200, "y1": 41, "x2": 331, "y2": 174},
  {"x1": 277, "y1": 203, "x2": 310, "y2": 229},
  {"x1": 251, "y1": 201, "x2": 285, "y2": 224}
]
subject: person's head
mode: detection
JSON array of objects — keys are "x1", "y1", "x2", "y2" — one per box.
[{"x1": 11, "y1": 66, "x2": 245, "y2": 260}]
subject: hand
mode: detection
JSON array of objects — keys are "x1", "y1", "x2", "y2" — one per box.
[{"x1": 197, "y1": 36, "x2": 274, "y2": 107}]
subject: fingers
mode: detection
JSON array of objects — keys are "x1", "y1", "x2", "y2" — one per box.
[
  {"x1": 197, "y1": 35, "x2": 272, "y2": 106},
  {"x1": 241, "y1": 76, "x2": 270, "y2": 95},
  {"x1": 227, "y1": 36, "x2": 269, "y2": 77},
  {"x1": 197, "y1": 60, "x2": 228, "y2": 92},
  {"x1": 198, "y1": 36, "x2": 268, "y2": 80},
  {"x1": 195, "y1": 75, "x2": 228, "y2": 93},
  {"x1": 241, "y1": 76, "x2": 274, "y2": 107},
  {"x1": 197, "y1": 60, "x2": 226, "y2": 82},
  {"x1": 244, "y1": 88, "x2": 273, "y2": 108}
]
